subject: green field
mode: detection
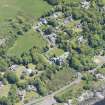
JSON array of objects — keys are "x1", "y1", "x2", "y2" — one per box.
[
  {"x1": 7, "y1": 30, "x2": 47, "y2": 56},
  {"x1": 2, "y1": 0, "x2": 51, "y2": 57},
  {"x1": 0, "y1": 0, "x2": 51, "y2": 22}
]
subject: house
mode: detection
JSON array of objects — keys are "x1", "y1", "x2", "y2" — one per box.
[
  {"x1": 27, "y1": 85, "x2": 37, "y2": 92},
  {"x1": 51, "y1": 12, "x2": 62, "y2": 18},
  {"x1": 64, "y1": 15, "x2": 73, "y2": 24},
  {"x1": 78, "y1": 36, "x2": 84, "y2": 44},
  {"x1": 50, "y1": 57, "x2": 64, "y2": 66},
  {"x1": 95, "y1": 73, "x2": 105, "y2": 80},
  {"x1": 76, "y1": 23, "x2": 82, "y2": 29},
  {"x1": 17, "y1": 90, "x2": 26, "y2": 102},
  {"x1": 47, "y1": 33, "x2": 57, "y2": 45},
  {"x1": 68, "y1": 99, "x2": 72, "y2": 105},
  {"x1": 102, "y1": 6, "x2": 105, "y2": 12},
  {"x1": 81, "y1": 0, "x2": 90, "y2": 9},
  {"x1": 78, "y1": 96, "x2": 84, "y2": 102},
  {"x1": 10, "y1": 64, "x2": 19, "y2": 71},
  {"x1": 40, "y1": 18, "x2": 48, "y2": 24}
]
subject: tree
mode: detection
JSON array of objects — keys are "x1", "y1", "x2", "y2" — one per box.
[
  {"x1": 44, "y1": 27, "x2": 53, "y2": 35},
  {"x1": 17, "y1": 81, "x2": 28, "y2": 89},
  {"x1": 48, "y1": 19, "x2": 58, "y2": 27},
  {"x1": 8, "y1": 85, "x2": 18, "y2": 105},
  {"x1": 64, "y1": 29, "x2": 73, "y2": 37},
  {"x1": 0, "y1": 96, "x2": 11, "y2": 105},
  {"x1": 46, "y1": 0, "x2": 58, "y2": 5},
  {"x1": 4, "y1": 72, "x2": 18, "y2": 84},
  {"x1": 35, "y1": 79, "x2": 47, "y2": 96},
  {"x1": 0, "y1": 59, "x2": 8, "y2": 72}
]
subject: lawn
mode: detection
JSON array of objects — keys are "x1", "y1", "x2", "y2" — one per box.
[
  {"x1": 0, "y1": 0, "x2": 52, "y2": 22},
  {"x1": 46, "y1": 48, "x2": 64, "y2": 58},
  {"x1": 7, "y1": 30, "x2": 47, "y2": 56},
  {"x1": 0, "y1": 84, "x2": 10, "y2": 97}
]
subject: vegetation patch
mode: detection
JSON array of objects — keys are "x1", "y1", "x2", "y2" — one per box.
[
  {"x1": 7, "y1": 30, "x2": 47, "y2": 57},
  {"x1": 47, "y1": 69, "x2": 75, "y2": 92}
]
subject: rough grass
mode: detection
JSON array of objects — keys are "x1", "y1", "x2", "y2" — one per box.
[{"x1": 7, "y1": 30, "x2": 47, "y2": 57}]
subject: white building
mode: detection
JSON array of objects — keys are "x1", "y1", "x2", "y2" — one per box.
[
  {"x1": 81, "y1": 0, "x2": 90, "y2": 9},
  {"x1": 10, "y1": 64, "x2": 19, "y2": 71},
  {"x1": 50, "y1": 57, "x2": 64, "y2": 66},
  {"x1": 40, "y1": 18, "x2": 48, "y2": 24},
  {"x1": 51, "y1": 12, "x2": 63, "y2": 18},
  {"x1": 27, "y1": 85, "x2": 37, "y2": 92},
  {"x1": 95, "y1": 73, "x2": 105, "y2": 80},
  {"x1": 68, "y1": 99, "x2": 72, "y2": 105},
  {"x1": 23, "y1": 68, "x2": 33, "y2": 75},
  {"x1": 78, "y1": 36, "x2": 84, "y2": 44},
  {"x1": 17, "y1": 90, "x2": 26, "y2": 102},
  {"x1": 46, "y1": 33, "x2": 57, "y2": 46},
  {"x1": 64, "y1": 15, "x2": 73, "y2": 24}
]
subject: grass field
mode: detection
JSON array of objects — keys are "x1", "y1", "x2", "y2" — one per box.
[
  {"x1": 7, "y1": 30, "x2": 47, "y2": 56},
  {"x1": 0, "y1": 0, "x2": 51, "y2": 22},
  {"x1": 47, "y1": 69, "x2": 75, "y2": 91}
]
